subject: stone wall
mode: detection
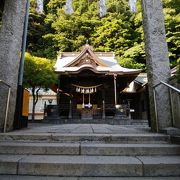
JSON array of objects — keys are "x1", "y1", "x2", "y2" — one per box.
[{"x1": 0, "y1": 0, "x2": 26, "y2": 132}]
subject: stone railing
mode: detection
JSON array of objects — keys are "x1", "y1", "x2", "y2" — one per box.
[
  {"x1": 0, "y1": 80, "x2": 11, "y2": 133},
  {"x1": 153, "y1": 80, "x2": 180, "y2": 131}
]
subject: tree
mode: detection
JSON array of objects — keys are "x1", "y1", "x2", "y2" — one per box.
[
  {"x1": 23, "y1": 52, "x2": 57, "y2": 121},
  {"x1": 27, "y1": 0, "x2": 179, "y2": 70},
  {"x1": 26, "y1": 0, "x2": 57, "y2": 59},
  {"x1": 43, "y1": 0, "x2": 145, "y2": 68},
  {"x1": 162, "y1": 0, "x2": 180, "y2": 67}
]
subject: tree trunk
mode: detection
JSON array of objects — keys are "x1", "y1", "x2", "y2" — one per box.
[{"x1": 31, "y1": 87, "x2": 40, "y2": 121}]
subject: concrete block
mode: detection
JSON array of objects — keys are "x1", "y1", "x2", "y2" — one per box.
[
  {"x1": 81, "y1": 143, "x2": 180, "y2": 156},
  {"x1": 110, "y1": 134, "x2": 169, "y2": 144},
  {"x1": 18, "y1": 155, "x2": 142, "y2": 176},
  {"x1": 0, "y1": 142, "x2": 80, "y2": 155},
  {"x1": 137, "y1": 156, "x2": 180, "y2": 176},
  {"x1": 0, "y1": 175, "x2": 78, "y2": 180},
  {"x1": 0, "y1": 155, "x2": 25, "y2": 174},
  {"x1": 0, "y1": 176, "x2": 180, "y2": 180}
]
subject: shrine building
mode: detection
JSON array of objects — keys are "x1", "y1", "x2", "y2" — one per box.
[{"x1": 54, "y1": 44, "x2": 147, "y2": 122}]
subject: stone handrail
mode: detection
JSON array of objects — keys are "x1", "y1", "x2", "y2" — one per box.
[
  {"x1": 154, "y1": 81, "x2": 180, "y2": 93},
  {"x1": 0, "y1": 80, "x2": 11, "y2": 133},
  {"x1": 153, "y1": 81, "x2": 180, "y2": 131}
]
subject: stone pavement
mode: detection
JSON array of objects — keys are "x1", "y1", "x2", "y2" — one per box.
[
  {"x1": 9, "y1": 123, "x2": 151, "y2": 134},
  {"x1": 0, "y1": 123, "x2": 179, "y2": 179},
  {"x1": 0, "y1": 175, "x2": 180, "y2": 180}
]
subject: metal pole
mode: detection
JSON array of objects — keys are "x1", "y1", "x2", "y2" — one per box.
[
  {"x1": 19, "y1": 0, "x2": 30, "y2": 86},
  {"x1": 169, "y1": 89, "x2": 175, "y2": 127},
  {"x1": 4, "y1": 87, "x2": 11, "y2": 133},
  {"x1": 14, "y1": 0, "x2": 30, "y2": 129}
]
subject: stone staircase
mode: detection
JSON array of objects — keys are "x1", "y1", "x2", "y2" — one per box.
[
  {"x1": 0, "y1": 128, "x2": 180, "y2": 179},
  {"x1": 43, "y1": 118, "x2": 149, "y2": 126}
]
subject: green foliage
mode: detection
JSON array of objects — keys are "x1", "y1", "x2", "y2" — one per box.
[
  {"x1": 27, "y1": 0, "x2": 57, "y2": 59},
  {"x1": 41, "y1": 0, "x2": 145, "y2": 69},
  {"x1": 177, "y1": 58, "x2": 180, "y2": 83},
  {"x1": 162, "y1": 0, "x2": 180, "y2": 67},
  {"x1": 0, "y1": 0, "x2": 5, "y2": 27},
  {"x1": 118, "y1": 42, "x2": 145, "y2": 69},
  {"x1": 24, "y1": 52, "x2": 57, "y2": 120},
  {"x1": 27, "y1": 0, "x2": 179, "y2": 70},
  {"x1": 23, "y1": 52, "x2": 57, "y2": 88}
]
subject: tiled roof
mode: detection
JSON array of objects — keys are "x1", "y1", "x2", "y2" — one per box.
[{"x1": 54, "y1": 44, "x2": 141, "y2": 75}]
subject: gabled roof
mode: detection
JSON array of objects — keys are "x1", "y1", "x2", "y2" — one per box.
[
  {"x1": 54, "y1": 44, "x2": 141, "y2": 75},
  {"x1": 122, "y1": 73, "x2": 148, "y2": 93},
  {"x1": 64, "y1": 44, "x2": 108, "y2": 67}
]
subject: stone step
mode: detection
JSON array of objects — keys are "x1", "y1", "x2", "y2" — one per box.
[
  {"x1": 0, "y1": 142, "x2": 80, "y2": 155},
  {"x1": 0, "y1": 175, "x2": 180, "y2": 180},
  {"x1": 0, "y1": 155, "x2": 180, "y2": 177},
  {"x1": 43, "y1": 119, "x2": 149, "y2": 125},
  {"x1": 0, "y1": 133, "x2": 170, "y2": 143},
  {"x1": 0, "y1": 142, "x2": 180, "y2": 156},
  {"x1": 170, "y1": 136, "x2": 180, "y2": 144},
  {"x1": 81, "y1": 143, "x2": 180, "y2": 156}
]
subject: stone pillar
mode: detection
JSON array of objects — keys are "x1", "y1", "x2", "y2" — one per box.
[
  {"x1": 0, "y1": 0, "x2": 26, "y2": 132},
  {"x1": 141, "y1": 0, "x2": 172, "y2": 131}
]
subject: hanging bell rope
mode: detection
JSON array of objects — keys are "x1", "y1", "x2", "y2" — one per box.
[
  {"x1": 129, "y1": 0, "x2": 137, "y2": 13},
  {"x1": 87, "y1": 93, "x2": 92, "y2": 108},
  {"x1": 100, "y1": 0, "x2": 106, "y2": 17},
  {"x1": 82, "y1": 93, "x2": 85, "y2": 108},
  {"x1": 65, "y1": 0, "x2": 74, "y2": 15}
]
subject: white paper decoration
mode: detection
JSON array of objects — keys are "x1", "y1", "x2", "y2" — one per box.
[
  {"x1": 36, "y1": 0, "x2": 44, "y2": 13},
  {"x1": 129, "y1": 0, "x2": 137, "y2": 13},
  {"x1": 100, "y1": 0, "x2": 106, "y2": 17},
  {"x1": 65, "y1": 0, "x2": 74, "y2": 15}
]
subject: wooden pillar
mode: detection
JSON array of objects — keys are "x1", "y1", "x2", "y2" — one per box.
[
  {"x1": 68, "y1": 99, "x2": 72, "y2": 119},
  {"x1": 114, "y1": 74, "x2": 117, "y2": 107},
  {"x1": 102, "y1": 100, "x2": 105, "y2": 119},
  {"x1": 102, "y1": 87, "x2": 105, "y2": 119},
  {"x1": 68, "y1": 85, "x2": 72, "y2": 119}
]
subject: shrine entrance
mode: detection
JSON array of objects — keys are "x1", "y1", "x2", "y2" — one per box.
[
  {"x1": 56, "y1": 44, "x2": 141, "y2": 122},
  {"x1": 72, "y1": 84, "x2": 102, "y2": 120}
]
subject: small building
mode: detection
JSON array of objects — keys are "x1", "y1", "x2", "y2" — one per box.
[
  {"x1": 28, "y1": 88, "x2": 57, "y2": 121},
  {"x1": 54, "y1": 44, "x2": 145, "y2": 122},
  {"x1": 120, "y1": 73, "x2": 148, "y2": 120}
]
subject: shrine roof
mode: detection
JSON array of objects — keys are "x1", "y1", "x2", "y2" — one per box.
[{"x1": 54, "y1": 44, "x2": 141, "y2": 75}]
